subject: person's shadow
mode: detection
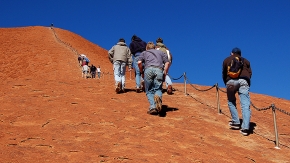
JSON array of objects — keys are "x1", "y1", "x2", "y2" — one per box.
[
  {"x1": 159, "y1": 105, "x2": 179, "y2": 117},
  {"x1": 122, "y1": 88, "x2": 145, "y2": 93},
  {"x1": 249, "y1": 122, "x2": 257, "y2": 134},
  {"x1": 239, "y1": 119, "x2": 257, "y2": 135}
]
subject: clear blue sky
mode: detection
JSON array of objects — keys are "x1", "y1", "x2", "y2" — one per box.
[{"x1": 1, "y1": 0, "x2": 290, "y2": 100}]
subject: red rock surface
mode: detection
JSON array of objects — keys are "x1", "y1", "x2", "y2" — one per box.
[{"x1": 0, "y1": 26, "x2": 289, "y2": 163}]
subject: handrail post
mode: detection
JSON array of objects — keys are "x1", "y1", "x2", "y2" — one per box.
[
  {"x1": 216, "y1": 83, "x2": 221, "y2": 114},
  {"x1": 184, "y1": 72, "x2": 187, "y2": 96},
  {"x1": 271, "y1": 104, "x2": 280, "y2": 149}
]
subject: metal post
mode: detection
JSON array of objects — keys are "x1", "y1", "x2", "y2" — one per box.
[
  {"x1": 271, "y1": 104, "x2": 280, "y2": 149},
  {"x1": 184, "y1": 72, "x2": 187, "y2": 96},
  {"x1": 216, "y1": 83, "x2": 221, "y2": 114}
]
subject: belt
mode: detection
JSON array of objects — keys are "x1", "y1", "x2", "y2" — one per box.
[{"x1": 149, "y1": 66, "x2": 163, "y2": 70}]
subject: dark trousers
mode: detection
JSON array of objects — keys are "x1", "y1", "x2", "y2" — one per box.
[{"x1": 91, "y1": 72, "x2": 96, "y2": 78}]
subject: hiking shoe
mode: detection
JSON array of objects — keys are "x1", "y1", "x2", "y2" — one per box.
[
  {"x1": 147, "y1": 108, "x2": 158, "y2": 115},
  {"x1": 141, "y1": 81, "x2": 145, "y2": 92},
  {"x1": 115, "y1": 82, "x2": 121, "y2": 93},
  {"x1": 154, "y1": 95, "x2": 162, "y2": 112},
  {"x1": 167, "y1": 85, "x2": 173, "y2": 95},
  {"x1": 240, "y1": 129, "x2": 249, "y2": 136},
  {"x1": 229, "y1": 121, "x2": 241, "y2": 130}
]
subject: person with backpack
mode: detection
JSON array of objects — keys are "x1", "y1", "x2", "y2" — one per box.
[
  {"x1": 138, "y1": 42, "x2": 170, "y2": 115},
  {"x1": 81, "y1": 56, "x2": 88, "y2": 66},
  {"x1": 222, "y1": 47, "x2": 252, "y2": 136},
  {"x1": 129, "y1": 35, "x2": 147, "y2": 93},
  {"x1": 108, "y1": 38, "x2": 132, "y2": 93},
  {"x1": 156, "y1": 37, "x2": 173, "y2": 95}
]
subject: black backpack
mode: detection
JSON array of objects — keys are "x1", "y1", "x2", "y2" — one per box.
[{"x1": 227, "y1": 57, "x2": 244, "y2": 78}]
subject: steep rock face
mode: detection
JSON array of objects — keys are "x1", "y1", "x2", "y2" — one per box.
[
  {"x1": 0, "y1": 26, "x2": 289, "y2": 163},
  {"x1": 0, "y1": 26, "x2": 110, "y2": 81}
]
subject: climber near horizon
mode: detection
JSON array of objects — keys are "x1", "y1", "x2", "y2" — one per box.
[{"x1": 222, "y1": 47, "x2": 252, "y2": 136}]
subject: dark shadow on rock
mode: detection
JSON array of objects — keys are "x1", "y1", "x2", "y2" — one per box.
[
  {"x1": 239, "y1": 119, "x2": 257, "y2": 135},
  {"x1": 249, "y1": 122, "x2": 257, "y2": 134},
  {"x1": 159, "y1": 105, "x2": 179, "y2": 117},
  {"x1": 123, "y1": 88, "x2": 140, "y2": 93}
]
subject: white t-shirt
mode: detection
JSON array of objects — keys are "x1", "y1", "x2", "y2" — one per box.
[
  {"x1": 156, "y1": 48, "x2": 171, "y2": 63},
  {"x1": 82, "y1": 65, "x2": 88, "y2": 71}
]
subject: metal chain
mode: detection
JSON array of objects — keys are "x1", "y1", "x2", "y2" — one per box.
[
  {"x1": 51, "y1": 27, "x2": 78, "y2": 55},
  {"x1": 186, "y1": 78, "x2": 216, "y2": 92},
  {"x1": 274, "y1": 106, "x2": 290, "y2": 116},
  {"x1": 218, "y1": 87, "x2": 227, "y2": 93},
  {"x1": 168, "y1": 74, "x2": 184, "y2": 81},
  {"x1": 187, "y1": 93, "x2": 215, "y2": 109},
  {"x1": 251, "y1": 102, "x2": 272, "y2": 111}
]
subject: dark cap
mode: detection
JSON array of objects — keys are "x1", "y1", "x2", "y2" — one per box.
[
  {"x1": 232, "y1": 47, "x2": 241, "y2": 55},
  {"x1": 119, "y1": 38, "x2": 125, "y2": 43},
  {"x1": 156, "y1": 37, "x2": 163, "y2": 43},
  {"x1": 131, "y1": 35, "x2": 137, "y2": 41}
]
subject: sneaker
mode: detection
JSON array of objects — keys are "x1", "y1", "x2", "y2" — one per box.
[
  {"x1": 154, "y1": 95, "x2": 162, "y2": 112},
  {"x1": 229, "y1": 121, "x2": 241, "y2": 130},
  {"x1": 115, "y1": 82, "x2": 121, "y2": 93},
  {"x1": 141, "y1": 81, "x2": 145, "y2": 92},
  {"x1": 121, "y1": 88, "x2": 126, "y2": 93},
  {"x1": 147, "y1": 108, "x2": 158, "y2": 115},
  {"x1": 167, "y1": 85, "x2": 173, "y2": 95},
  {"x1": 240, "y1": 129, "x2": 249, "y2": 136}
]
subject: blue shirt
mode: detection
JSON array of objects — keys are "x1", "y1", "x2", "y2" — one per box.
[{"x1": 138, "y1": 49, "x2": 169, "y2": 69}]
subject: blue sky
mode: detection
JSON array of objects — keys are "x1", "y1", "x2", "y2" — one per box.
[{"x1": 1, "y1": 0, "x2": 290, "y2": 100}]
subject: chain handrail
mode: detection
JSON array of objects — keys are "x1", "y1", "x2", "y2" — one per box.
[
  {"x1": 274, "y1": 106, "x2": 290, "y2": 116},
  {"x1": 186, "y1": 77, "x2": 216, "y2": 92},
  {"x1": 168, "y1": 74, "x2": 184, "y2": 81},
  {"x1": 250, "y1": 102, "x2": 272, "y2": 111},
  {"x1": 187, "y1": 93, "x2": 215, "y2": 109},
  {"x1": 218, "y1": 86, "x2": 227, "y2": 93},
  {"x1": 51, "y1": 27, "x2": 79, "y2": 55}
]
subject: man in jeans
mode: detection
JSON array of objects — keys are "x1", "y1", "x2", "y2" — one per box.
[
  {"x1": 138, "y1": 42, "x2": 170, "y2": 115},
  {"x1": 222, "y1": 47, "x2": 252, "y2": 136},
  {"x1": 108, "y1": 38, "x2": 132, "y2": 93},
  {"x1": 129, "y1": 35, "x2": 147, "y2": 93}
]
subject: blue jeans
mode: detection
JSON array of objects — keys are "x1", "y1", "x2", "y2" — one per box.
[
  {"x1": 226, "y1": 79, "x2": 251, "y2": 130},
  {"x1": 113, "y1": 60, "x2": 126, "y2": 88},
  {"x1": 132, "y1": 53, "x2": 143, "y2": 88},
  {"x1": 144, "y1": 67, "x2": 163, "y2": 110},
  {"x1": 97, "y1": 72, "x2": 101, "y2": 78}
]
